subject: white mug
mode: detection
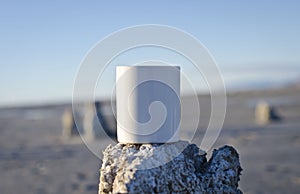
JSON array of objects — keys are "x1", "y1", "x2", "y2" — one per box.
[{"x1": 116, "y1": 65, "x2": 181, "y2": 143}]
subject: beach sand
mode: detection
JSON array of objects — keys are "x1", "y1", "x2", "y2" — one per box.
[{"x1": 0, "y1": 85, "x2": 299, "y2": 193}]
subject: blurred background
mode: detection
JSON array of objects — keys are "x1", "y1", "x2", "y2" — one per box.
[{"x1": 0, "y1": 1, "x2": 300, "y2": 193}]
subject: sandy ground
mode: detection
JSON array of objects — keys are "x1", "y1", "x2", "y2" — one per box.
[{"x1": 0, "y1": 86, "x2": 299, "y2": 194}]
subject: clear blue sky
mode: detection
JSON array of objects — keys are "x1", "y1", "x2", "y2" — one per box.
[{"x1": 1, "y1": 0, "x2": 300, "y2": 107}]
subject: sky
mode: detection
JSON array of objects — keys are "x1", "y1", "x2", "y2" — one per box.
[{"x1": 0, "y1": 0, "x2": 300, "y2": 107}]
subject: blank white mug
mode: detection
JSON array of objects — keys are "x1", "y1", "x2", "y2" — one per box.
[{"x1": 116, "y1": 65, "x2": 181, "y2": 143}]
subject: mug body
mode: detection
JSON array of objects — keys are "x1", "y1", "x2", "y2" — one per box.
[{"x1": 116, "y1": 65, "x2": 181, "y2": 143}]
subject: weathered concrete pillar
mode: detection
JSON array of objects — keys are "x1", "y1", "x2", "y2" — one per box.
[
  {"x1": 98, "y1": 141, "x2": 243, "y2": 193},
  {"x1": 95, "y1": 101, "x2": 117, "y2": 140},
  {"x1": 255, "y1": 101, "x2": 282, "y2": 125},
  {"x1": 83, "y1": 102, "x2": 95, "y2": 141},
  {"x1": 255, "y1": 101, "x2": 270, "y2": 125},
  {"x1": 61, "y1": 108, "x2": 77, "y2": 139}
]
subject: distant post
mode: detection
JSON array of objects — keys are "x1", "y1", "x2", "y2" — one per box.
[
  {"x1": 83, "y1": 102, "x2": 95, "y2": 141},
  {"x1": 61, "y1": 108, "x2": 76, "y2": 139},
  {"x1": 255, "y1": 101, "x2": 270, "y2": 125}
]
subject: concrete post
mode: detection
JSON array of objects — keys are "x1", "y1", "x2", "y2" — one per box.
[
  {"x1": 255, "y1": 101, "x2": 270, "y2": 125},
  {"x1": 61, "y1": 108, "x2": 76, "y2": 139},
  {"x1": 83, "y1": 102, "x2": 95, "y2": 141}
]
